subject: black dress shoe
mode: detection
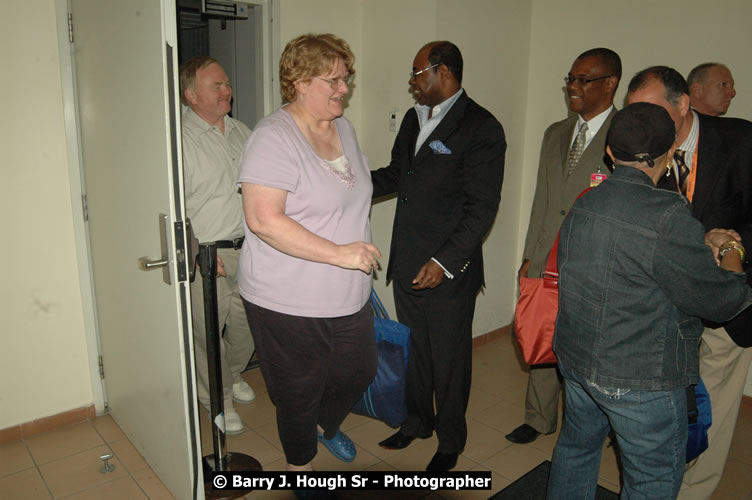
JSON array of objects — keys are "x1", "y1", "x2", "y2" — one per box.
[
  {"x1": 505, "y1": 424, "x2": 541, "y2": 444},
  {"x1": 378, "y1": 430, "x2": 415, "y2": 450},
  {"x1": 426, "y1": 451, "x2": 458, "y2": 472}
]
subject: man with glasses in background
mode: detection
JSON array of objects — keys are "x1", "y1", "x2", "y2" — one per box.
[
  {"x1": 371, "y1": 41, "x2": 506, "y2": 472},
  {"x1": 506, "y1": 48, "x2": 621, "y2": 445}
]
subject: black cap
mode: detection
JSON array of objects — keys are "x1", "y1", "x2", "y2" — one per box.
[{"x1": 607, "y1": 102, "x2": 675, "y2": 166}]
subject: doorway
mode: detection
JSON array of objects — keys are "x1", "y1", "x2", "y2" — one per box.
[{"x1": 176, "y1": 0, "x2": 276, "y2": 128}]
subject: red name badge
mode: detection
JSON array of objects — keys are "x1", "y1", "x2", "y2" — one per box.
[{"x1": 590, "y1": 173, "x2": 607, "y2": 187}]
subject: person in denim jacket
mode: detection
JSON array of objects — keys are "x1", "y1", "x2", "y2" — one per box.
[{"x1": 547, "y1": 103, "x2": 752, "y2": 499}]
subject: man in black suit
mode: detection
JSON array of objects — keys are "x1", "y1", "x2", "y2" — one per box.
[
  {"x1": 627, "y1": 66, "x2": 752, "y2": 499},
  {"x1": 371, "y1": 41, "x2": 506, "y2": 472}
]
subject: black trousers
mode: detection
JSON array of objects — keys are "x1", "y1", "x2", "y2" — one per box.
[
  {"x1": 394, "y1": 286, "x2": 476, "y2": 454},
  {"x1": 242, "y1": 300, "x2": 377, "y2": 465}
]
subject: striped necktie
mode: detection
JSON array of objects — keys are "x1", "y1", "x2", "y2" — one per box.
[
  {"x1": 675, "y1": 149, "x2": 690, "y2": 194},
  {"x1": 566, "y1": 122, "x2": 588, "y2": 176}
]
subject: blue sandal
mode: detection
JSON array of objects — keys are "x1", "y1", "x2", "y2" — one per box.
[{"x1": 317, "y1": 429, "x2": 356, "y2": 462}]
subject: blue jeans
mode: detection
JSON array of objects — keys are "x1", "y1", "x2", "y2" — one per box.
[{"x1": 547, "y1": 367, "x2": 687, "y2": 499}]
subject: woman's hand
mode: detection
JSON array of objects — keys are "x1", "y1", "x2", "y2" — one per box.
[{"x1": 336, "y1": 242, "x2": 382, "y2": 274}]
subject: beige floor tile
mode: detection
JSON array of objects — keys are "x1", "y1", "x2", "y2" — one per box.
[
  {"x1": 311, "y1": 442, "x2": 381, "y2": 472},
  {"x1": 466, "y1": 387, "x2": 504, "y2": 418},
  {"x1": 61, "y1": 476, "x2": 147, "y2": 499},
  {"x1": 362, "y1": 461, "x2": 397, "y2": 472},
  {"x1": 462, "y1": 418, "x2": 513, "y2": 464},
  {"x1": 91, "y1": 415, "x2": 126, "y2": 443},
  {"x1": 0, "y1": 439, "x2": 35, "y2": 478},
  {"x1": 131, "y1": 467, "x2": 175, "y2": 500},
  {"x1": 240, "y1": 368, "x2": 267, "y2": 397},
  {"x1": 253, "y1": 421, "x2": 284, "y2": 457},
  {"x1": 340, "y1": 412, "x2": 376, "y2": 433},
  {"x1": 381, "y1": 435, "x2": 440, "y2": 472},
  {"x1": 528, "y1": 428, "x2": 561, "y2": 457},
  {"x1": 0, "y1": 467, "x2": 51, "y2": 499},
  {"x1": 109, "y1": 437, "x2": 149, "y2": 474},
  {"x1": 26, "y1": 422, "x2": 105, "y2": 466},
  {"x1": 471, "y1": 400, "x2": 521, "y2": 435},
  {"x1": 481, "y1": 443, "x2": 550, "y2": 483},
  {"x1": 256, "y1": 457, "x2": 287, "y2": 472},
  {"x1": 38, "y1": 444, "x2": 126, "y2": 498},
  {"x1": 346, "y1": 419, "x2": 402, "y2": 461},
  {"x1": 234, "y1": 391, "x2": 277, "y2": 430},
  {"x1": 226, "y1": 429, "x2": 285, "y2": 466}
]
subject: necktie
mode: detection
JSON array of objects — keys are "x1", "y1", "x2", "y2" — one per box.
[
  {"x1": 675, "y1": 150, "x2": 690, "y2": 194},
  {"x1": 566, "y1": 122, "x2": 588, "y2": 176}
]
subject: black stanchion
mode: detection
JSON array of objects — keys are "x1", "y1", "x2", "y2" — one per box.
[{"x1": 198, "y1": 243, "x2": 261, "y2": 499}]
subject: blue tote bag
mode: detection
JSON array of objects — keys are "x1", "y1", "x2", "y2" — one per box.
[
  {"x1": 686, "y1": 378, "x2": 712, "y2": 462},
  {"x1": 351, "y1": 290, "x2": 410, "y2": 428}
]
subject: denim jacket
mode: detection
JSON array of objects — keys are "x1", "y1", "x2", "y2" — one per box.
[{"x1": 554, "y1": 166, "x2": 752, "y2": 391}]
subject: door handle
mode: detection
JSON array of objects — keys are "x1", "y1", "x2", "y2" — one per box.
[
  {"x1": 138, "y1": 256, "x2": 168, "y2": 269},
  {"x1": 138, "y1": 213, "x2": 171, "y2": 285}
]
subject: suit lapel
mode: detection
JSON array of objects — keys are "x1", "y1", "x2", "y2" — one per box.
[
  {"x1": 412, "y1": 93, "x2": 468, "y2": 165},
  {"x1": 558, "y1": 116, "x2": 578, "y2": 173},
  {"x1": 575, "y1": 108, "x2": 615, "y2": 172},
  {"x1": 559, "y1": 108, "x2": 615, "y2": 176},
  {"x1": 692, "y1": 115, "x2": 725, "y2": 219}
]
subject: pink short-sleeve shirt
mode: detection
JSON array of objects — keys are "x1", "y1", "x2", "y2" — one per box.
[{"x1": 237, "y1": 108, "x2": 373, "y2": 318}]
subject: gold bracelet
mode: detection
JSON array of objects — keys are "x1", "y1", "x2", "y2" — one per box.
[{"x1": 719, "y1": 240, "x2": 746, "y2": 262}]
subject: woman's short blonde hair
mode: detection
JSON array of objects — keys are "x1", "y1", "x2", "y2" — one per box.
[{"x1": 279, "y1": 33, "x2": 355, "y2": 104}]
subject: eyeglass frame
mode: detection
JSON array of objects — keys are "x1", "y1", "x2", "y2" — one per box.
[
  {"x1": 315, "y1": 75, "x2": 353, "y2": 89},
  {"x1": 410, "y1": 63, "x2": 440, "y2": 80},
  {"x1": 564, "y1": 74, "x2": 613, "y2": 86}
]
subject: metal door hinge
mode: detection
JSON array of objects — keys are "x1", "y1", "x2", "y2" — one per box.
[
  {"x1": 98, "y1": 355, "x2": 105, "y2": 380},
  {"x1": 68, "y1": 12, "x2": 74, "y2": 43},
  {"x1": 81, "y1": 194, "x2": 88, "y2": 222}
]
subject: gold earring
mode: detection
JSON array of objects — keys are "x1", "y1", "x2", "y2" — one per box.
[{"x1": 665, "y1": 157, "x2": 674, "y2": 177}]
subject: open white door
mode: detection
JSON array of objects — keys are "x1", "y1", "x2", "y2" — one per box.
[{"x1": 70, "y1": 0, "x2": 202, "y2": 498}]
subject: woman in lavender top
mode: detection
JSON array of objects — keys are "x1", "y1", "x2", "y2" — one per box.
[{"x1": 237, "y1": 33, "x2": 381, "y2": 473}]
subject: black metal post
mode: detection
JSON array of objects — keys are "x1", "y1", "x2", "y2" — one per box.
[
  {"x1": 198, "y1": 243, "x2": 261, "y2": 499},
  {"x1": 198, "y1": 243, "x2": 227, "y2": 470}
]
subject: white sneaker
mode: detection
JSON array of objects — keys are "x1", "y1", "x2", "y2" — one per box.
[
  {"x1": 223, "y1": 408, "x2": 244, "y2": 434},
  {"x1": 233, "y1": 380, "x2": 256, "y2": 403}
]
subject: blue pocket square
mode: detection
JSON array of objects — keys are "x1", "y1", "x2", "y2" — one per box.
[{"x1": 429, "y1": 140, "x2": 452, "y2": 155}]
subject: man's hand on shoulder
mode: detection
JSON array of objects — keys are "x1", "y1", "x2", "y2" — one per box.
[{"x1": 412, "y1": 260, "x2": 445, "y2": 290}]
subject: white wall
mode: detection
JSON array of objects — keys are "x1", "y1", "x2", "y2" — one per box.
[
  {"x1": 0, "y1": 0, "x2": 93, "y2": 429},
  {"x1": 5, "y1": 0, "x2": 752, "y2": 430}
]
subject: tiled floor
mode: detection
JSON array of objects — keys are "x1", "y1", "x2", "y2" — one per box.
[{"x1": 3, "y1": 333, "x2": 752, "y2": 499}]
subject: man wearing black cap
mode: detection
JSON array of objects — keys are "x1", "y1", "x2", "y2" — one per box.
[{"x1": 546, "y1": 103, "x2": 752, "y2": 499}]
